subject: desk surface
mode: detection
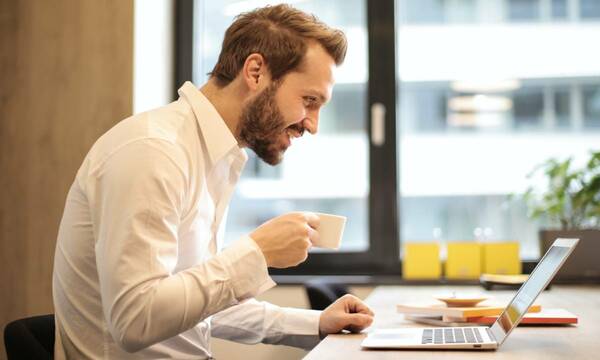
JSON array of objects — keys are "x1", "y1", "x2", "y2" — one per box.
[{"x1": 305, "y1": 285, "x2": 600, "y2": 360}]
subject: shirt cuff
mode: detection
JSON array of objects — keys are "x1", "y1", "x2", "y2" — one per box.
[
  {"x1": 277, "y1": 307, "x2": 322, "y2": 349},
  {"x1": 281, "y1": 307, "x2": 321, "y2": 335},
  {"x1": 219, "y1": 235, "x2": 276, "y2": 301}
]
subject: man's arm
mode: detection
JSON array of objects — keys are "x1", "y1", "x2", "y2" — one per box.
[
  {"x1": 211, "y1": 299, "x2": 322, "y2": 349},
  {"x1": 88, "y1": 139, "x2": 275, "y2": 352},
  {"x1": 211, "y1": 295, "x2": 373, "y2": 349}
]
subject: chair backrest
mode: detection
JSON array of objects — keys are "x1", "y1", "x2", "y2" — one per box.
[
  {"x1": 304, "y1": 279, "x2": 350, "y2": 310},
  {"x1": 4, "y1": 314, "x2": 55, "y2": 360}
]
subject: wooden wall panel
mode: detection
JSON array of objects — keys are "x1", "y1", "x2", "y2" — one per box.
[{"x1": 0, "y1": 1, "x2": 133, "y2": 357}]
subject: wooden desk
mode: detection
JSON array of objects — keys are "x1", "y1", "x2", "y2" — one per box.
[{"x1": 305, "y1": 285, "x2": 600, "y2": 360}]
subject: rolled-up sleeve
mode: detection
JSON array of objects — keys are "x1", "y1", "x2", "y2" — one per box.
[{"x1": 87, "y1": 139, "x2": 275, "y2": 353}]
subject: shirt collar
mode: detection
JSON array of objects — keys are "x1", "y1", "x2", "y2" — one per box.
[{"x1": 178, "y1": 81, "x2": 241, "y2": 165}]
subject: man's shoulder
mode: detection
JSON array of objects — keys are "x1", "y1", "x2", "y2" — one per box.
[
  {"x1": 85, "y1": 100, "x2": 202, "y2": 173},
  {"x1": 124, "y1": 100, "x2": 194, "y2": 140}
]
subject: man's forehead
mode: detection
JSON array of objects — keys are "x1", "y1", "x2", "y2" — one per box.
[
  {"x1": 299, "y1": 43, "x2": 336, "y2": 77},
  {"x1": 286, "y1": 45, "x2": 336, "y2": 100}
]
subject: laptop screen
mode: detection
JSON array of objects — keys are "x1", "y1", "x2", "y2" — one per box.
[{"x1": 489, "y1": 238, "x2": 578, "y2": 344}]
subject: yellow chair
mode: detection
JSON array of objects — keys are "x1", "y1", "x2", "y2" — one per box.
[
  {"x1": 402, "y1": 242, "x2": 441, "y2": 279},
  {"x1": 482, "y1": 242, "x2": 521, "y2": 275},
  {"x1": 445, "y1": 242, "x2": 482, "y2": 279}
]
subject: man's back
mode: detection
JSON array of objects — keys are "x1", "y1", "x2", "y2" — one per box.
[{"x1": 52, "y1": 98, "x2": 213, "y2": 359}]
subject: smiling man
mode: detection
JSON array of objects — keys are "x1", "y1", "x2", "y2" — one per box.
[{"x1": 52, "y1": 4, "x2": 373, "y2": 359}]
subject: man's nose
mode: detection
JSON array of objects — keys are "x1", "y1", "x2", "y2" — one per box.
[{"x1": 303, "y1": 111, "x2": 320, "y2": 135}]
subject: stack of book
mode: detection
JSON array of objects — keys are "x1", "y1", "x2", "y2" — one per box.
[{"x1": 397, "y1": 302, "x2": 578, "y2": 327}]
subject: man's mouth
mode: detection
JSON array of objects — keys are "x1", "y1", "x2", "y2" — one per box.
[
  {"x1": 279, "y1": 126, "x2": 301, "y2": 150},
  {"x1": 286, "y1": 123, "x2": 305, "y2": 138},
  {"x1": 274, "y1": 123, "x2": 305, "y2": 152}
]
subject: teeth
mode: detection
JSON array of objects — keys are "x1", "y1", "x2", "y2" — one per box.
[{"x1": 287, "y1": 130, "x2": 298, "y2": 138}]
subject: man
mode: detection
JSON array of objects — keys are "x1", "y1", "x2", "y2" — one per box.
[{"x1": 53, "y1": 4, "x2": 373, "y2": 359}]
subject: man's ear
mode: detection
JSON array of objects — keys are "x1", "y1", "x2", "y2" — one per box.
[{"x1": 242, "y1": 53, "x2": 270, "y2": 91}]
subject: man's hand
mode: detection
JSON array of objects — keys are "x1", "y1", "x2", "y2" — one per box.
[
  {"x1": 319, "y1": 294, "x2": 374, "y2": 337},
  {"x1": 250, "y1": 212, "x2": 320, "y2": 268}
]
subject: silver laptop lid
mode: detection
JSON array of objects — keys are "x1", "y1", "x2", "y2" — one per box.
[{"x1": 489, "y1": 238, "x2": 579, "y2": 345}]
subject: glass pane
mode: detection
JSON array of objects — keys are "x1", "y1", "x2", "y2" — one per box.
[
  {"x1": 513, "y1": 86, "x2": 544, "y2": 129},
  {"x1": 554, "y1": 86, "x2": 570, "y2": 128},
  {"x1": 583, "y1": 85, "x2": 600, "y2": 127},
  {"x1": 396, "y1": 0, "x2": 600, "y2": 260},
  {"x1": 398, "y1": 0, "x2": 478, "y2": 24},
  {"x1": 581, "y1": 0, "x2": 600, "y2": 19},
  {"x1": 551, "y1": 0, "x2": 567, "y2": 19},
  {"x1": 507, "y1": 0, "x2": 540, "y2": 22},
  {"x1": 193, "y1": 0, "x2": 369, "y2": 251}
]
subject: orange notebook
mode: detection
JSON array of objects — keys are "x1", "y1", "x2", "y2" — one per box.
[
  {"x1": 396, "y1": 303, "x2": 541, "y2": 318},
  {"x1": 462, "y1": 308, "x2": 578, "y2": 325}
]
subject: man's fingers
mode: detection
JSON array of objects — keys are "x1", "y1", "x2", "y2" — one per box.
[
  {"x1": 307, "y1": 225, "x2": 320, "y2": 246},
  {"x1": 344, "y1": 313, "x2": 373, "y2": 332},
  {"x1": 343, "y1": 295, "x2": 375, "y2": 316},
  {"x1": 356, "y1": 303, "x2": 374, "y2": 317},
  {"x1": 304, "y1": 211, "x2": 320, "y2": 229}
]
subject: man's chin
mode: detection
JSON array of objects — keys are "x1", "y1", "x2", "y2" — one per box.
[{"x1": 256, "y1": 149, "x2": 285, "y2": 166}]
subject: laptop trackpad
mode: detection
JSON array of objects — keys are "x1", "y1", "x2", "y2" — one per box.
[{"x1": 368, "y1": 329, "x2": 422, "y2": 344}]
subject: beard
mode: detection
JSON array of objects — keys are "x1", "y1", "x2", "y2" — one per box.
[{"x1": 239, "y1": 82, "x2": 303, "y2": 165}]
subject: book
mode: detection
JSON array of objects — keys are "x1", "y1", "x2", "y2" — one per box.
[
  {"x1": 479, "y1": 273, "x2": 546, "y2": 291},
  {"x1": 405, "y1": 308, "x2": 577, "y2": 327},
  {"x1": 396, "y1": 302, "x2": 541, "y2": 318},
  {"x1": 480, "y1": 273, "x2": 529, "y2": 285},
  {"x1": 458, "y1": 308, "x2": 578, "y2": 325}
]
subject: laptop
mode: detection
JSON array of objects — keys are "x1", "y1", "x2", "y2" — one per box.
[
  {"x1": 541, "y1": 232, "x2": 600, "y2": 282},
  {"x1": 361, "y1": 238, "x2": 579, "y2": 350}
]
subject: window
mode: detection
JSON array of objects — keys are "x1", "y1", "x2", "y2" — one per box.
[
  {"x1": 554, "y1": 86, "x2": 571, "y2": 128},
  {"x1": 513, "y1": 86, "x2": 544, "y2": 129},
  {"x1": 396, "y1": 0, "x2": 600, "y2": 261},
  {"x1": 508, "y1": 0, "x2": 540, "y2": 21},
  {"x1": 551, "y1": 0, "x2": 568, "y2": 19},
  {"x1": 581, "y1": 0, "x2": 600, "y2": 19},
  {"x1": 177, "y1": 0, "x2": 600, "y2": 275},
  {"x1": 583, "y1": 85, "x2": 600, "y2": 127},
  {"x1": 178, "y1": 0, "x2": 398, "y2": 275}
]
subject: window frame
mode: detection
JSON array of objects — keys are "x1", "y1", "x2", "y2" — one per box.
[
  {"x1": 174, "y1": 0, "x2": 401, "y2": 275},
  {"x1": 175, "y1": 0, "x2": 540, "y2": 278}
]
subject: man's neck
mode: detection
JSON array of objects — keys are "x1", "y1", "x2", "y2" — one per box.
[{"x1": 199, "y1": 79, "x2": 244, "y2": 143}]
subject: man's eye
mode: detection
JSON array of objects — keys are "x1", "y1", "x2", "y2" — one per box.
[{"x1": 304, "y1": 96, "x2": 318, "y2": 107}]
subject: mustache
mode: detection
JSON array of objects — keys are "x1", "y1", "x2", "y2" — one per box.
[{"x1": 286, "y1": 123, "x2": 305, "y2": 137}]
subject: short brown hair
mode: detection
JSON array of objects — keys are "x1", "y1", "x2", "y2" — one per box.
[{"x1": 209, "y1": 4, "x2": 347, "y2": 87}]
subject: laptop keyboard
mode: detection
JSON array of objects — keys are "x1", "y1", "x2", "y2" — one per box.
[{"x1": 421, "y1": 327, "x2": 484, "y2": 344}]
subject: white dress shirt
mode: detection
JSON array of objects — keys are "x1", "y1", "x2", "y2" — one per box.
[{"x1": 52, "y1": 82, "x2": 321, "y2": 359}]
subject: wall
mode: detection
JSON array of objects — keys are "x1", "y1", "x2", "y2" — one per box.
[{"x1": 0, "y1": 0, "x2": 133, "y2": 357}]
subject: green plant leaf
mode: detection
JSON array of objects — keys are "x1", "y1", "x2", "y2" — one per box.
[{"x1": 521, "y1": 152, "x2": 600, "y2": 230}]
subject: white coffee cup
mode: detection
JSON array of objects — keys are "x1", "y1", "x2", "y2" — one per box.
[{"x1": 313, "y1": 213, "x2": 347, "y2": 250}]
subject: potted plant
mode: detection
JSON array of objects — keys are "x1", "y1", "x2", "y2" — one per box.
[{"x1": 522, "y1": 150, "x2": 600, "y2": 282}]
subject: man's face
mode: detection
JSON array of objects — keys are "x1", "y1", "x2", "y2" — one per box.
[{"x1": 239, "y1": 43, "x2": 336, "y2": 165}]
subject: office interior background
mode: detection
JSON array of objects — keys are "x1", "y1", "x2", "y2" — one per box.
[{"x1": 1, "y1": 0, "x2": 599, "y2": 359}]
